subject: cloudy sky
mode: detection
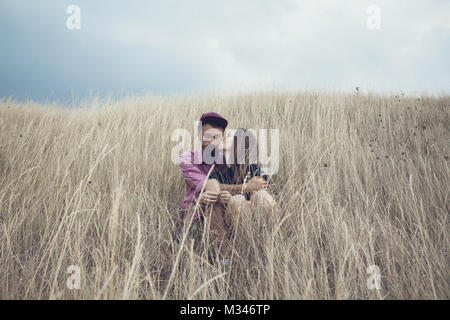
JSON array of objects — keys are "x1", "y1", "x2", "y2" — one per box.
[{"x1": 0, "y1": 0, "x2": 449, "y2": 103}]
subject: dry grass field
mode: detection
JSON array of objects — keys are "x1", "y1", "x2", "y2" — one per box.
[{"x1": 0, "y1": 90, "x2": 448, "y2": 299}]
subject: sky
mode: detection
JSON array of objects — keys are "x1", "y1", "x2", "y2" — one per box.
[{"x1": 0, "y1": 0, "x2": 449, "y2": 104}]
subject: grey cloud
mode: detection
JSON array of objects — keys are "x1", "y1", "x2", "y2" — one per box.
[{"x1": 0, "y1": 0, "x2": 448, "y2": 103}]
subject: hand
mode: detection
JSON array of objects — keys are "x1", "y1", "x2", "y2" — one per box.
[
  {"x1": 199, "y1": 191, "x2": 219, "y2": 205},
  {"x1": 243, "y1": 176, "x2": 267, "y2": 193},
  {"x1": 218, "y1": 191, "x2": 232, "y2": 205}
]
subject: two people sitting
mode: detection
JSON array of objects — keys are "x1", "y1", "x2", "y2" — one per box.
[{"x1": 178, "y1": 112, "x2": 280, "y2": 266}]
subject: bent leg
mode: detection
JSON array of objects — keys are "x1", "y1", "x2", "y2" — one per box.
[
  {"x1": 251, "y1": 190, "x2": 281, "y2": 217},
  {"x1": 204, "y1": 178, "x2": 221, "y2": 193},
  {"x1": 202, "y1": 179, "x2": 229, "y2": 258},
  {"x1": 251, "y1": 189, "x2": 276, "y2": 208},
  {"x1": 227, "y1": 194, "x2": 252, "y2": 226},
  {"x1": 207, "y1": 202, "x2": 229, "y2": 258},
  {"x1": 227, "y1": 194, "x2": 246, "y2": 216}
]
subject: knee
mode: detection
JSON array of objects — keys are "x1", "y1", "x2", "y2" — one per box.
[
  {"x1": 250, "y1": 190, "x2": 266, "y2": 204},
  {"x1": 251, "y1": 190, "x2": 276, "y2": 208},
  {"x1": 228, "y1": 194, "x2": 246, "y2": 212},
  {"x1": 227, "y1": 194, "x2": 252, "y2": 224},
  {"x1": 205, "y1": 178, "x2": 220, "y2": 193},
  {"x1": 230, "y1": 194, "x2": 245, "y2": 205}
]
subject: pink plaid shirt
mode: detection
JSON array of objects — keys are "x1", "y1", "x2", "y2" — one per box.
[{"x1": 178, "y1": 149, "x2": 224, "y2": 221}]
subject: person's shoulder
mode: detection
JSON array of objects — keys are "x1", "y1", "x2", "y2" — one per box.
[{"x1": 249, "y1": 164, "x2": 269, "y2": 180}]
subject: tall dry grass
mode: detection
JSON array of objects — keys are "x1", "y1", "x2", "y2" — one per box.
[{"x1": 0, "y1": 90, "x2": 448, "y2": 299}]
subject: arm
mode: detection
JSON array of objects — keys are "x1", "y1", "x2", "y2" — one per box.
[
  {"x1": 179, "y1": 153, "x2": 208, "y2": 194},
  {"x1": 179, "y1": 152, "x2": 221, "y2": 205},
  {"x1": 219, "y1": 176, "x2": 268, "y2": 195},
  {"x1": 219, "y1": 183, "x2": 246, "y2": 195}
]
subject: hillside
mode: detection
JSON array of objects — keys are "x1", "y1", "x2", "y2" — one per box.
[{"x1": 0, "y1": 90, "x2": 448, "y2": 299}]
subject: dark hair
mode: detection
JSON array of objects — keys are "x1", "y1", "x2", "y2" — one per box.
[{"x1": 229, "y1": 128, "x2": 259, "y2": 185}]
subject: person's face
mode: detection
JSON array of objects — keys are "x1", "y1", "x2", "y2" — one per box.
[
  {"x1": 201, "y1": 123, "x2": 224, "y2": 149},
  {"x1": 223, "y1": 129, "x2": 236, "y2": 152},
  {"x1": 222, "y1": 129, "x2": 236, "y2": 165}
]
